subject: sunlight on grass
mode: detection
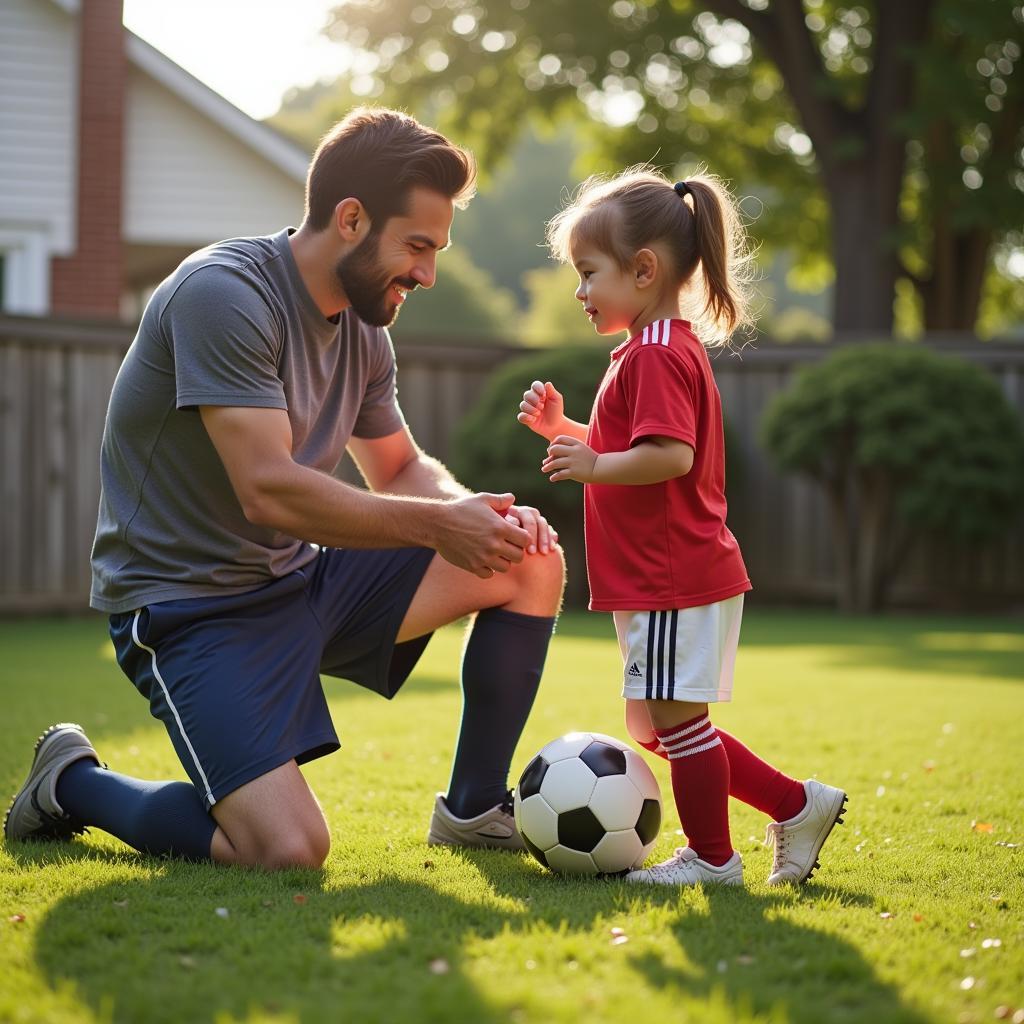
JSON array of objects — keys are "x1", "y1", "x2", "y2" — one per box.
[{"x1": 1, "y1": 611, "x2": 1022, "y2": 1024}]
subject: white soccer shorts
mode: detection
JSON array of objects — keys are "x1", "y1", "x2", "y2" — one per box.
[{"x1": 614, "y1": 594, "x2": 743, "y2": 703}]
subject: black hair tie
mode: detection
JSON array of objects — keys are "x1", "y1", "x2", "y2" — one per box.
[{"x1": 674, "y1": 180, "x2": 692, "y2": 198}]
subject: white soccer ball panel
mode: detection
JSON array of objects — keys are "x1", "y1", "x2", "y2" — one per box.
[
  {"x1": 624, "y1": 749, "x2": 662, "y2": 801},
  {"x1": 591, "y1": 828, "x2": 646, "y2": 873},
  {"x1": 538, "y1": 757, "x2": 597, "y2": 813},
  {"x1": 538, "y1": 732, "x2": 595, "y2": 763},
  {"x1": 515, "y1": 793, "x2": 559, "y2": 850},
  {"x1": 544, "y1": 844, "x2": 599, "y2": 875},
  {"x1": 588, "y1": 774, "x2": 644, "y2": 831}
]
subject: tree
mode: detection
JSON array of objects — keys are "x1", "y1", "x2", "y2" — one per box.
[
  {"x1": 760, "y1": 344, "x2": 1024, "y2": 612},
  {"x1": 324, "y1": 0, "x2": 1024, "y2": 335}
]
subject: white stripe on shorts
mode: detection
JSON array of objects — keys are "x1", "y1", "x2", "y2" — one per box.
[{"x1": 131, "y1": 610, "x2": 215, "y2": 806}]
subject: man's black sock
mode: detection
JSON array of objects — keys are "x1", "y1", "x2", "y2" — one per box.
[
  {"x1": 56, "y1": 760, "x2": 217, "y2": 861},
  {"x1": 444, "y1": 607, "x2": 555, "y2": 820}
]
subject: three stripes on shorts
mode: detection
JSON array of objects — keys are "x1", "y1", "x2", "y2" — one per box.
[{"x1": 645, "y1": 609, "x2": 678, "y2": 700}]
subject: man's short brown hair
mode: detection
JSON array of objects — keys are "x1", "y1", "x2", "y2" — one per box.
[{"x1": 304, "y1": 107, "x2": 477, "y2": 232}]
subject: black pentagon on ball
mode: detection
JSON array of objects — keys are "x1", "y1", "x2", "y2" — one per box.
[
  {"x1": 517, "y1": 755, "x2": 549, "y2": 800},
  {"x1": 521, "y1": 833, "x2": 549, "y2": 868},
  {"x1": 557, "y1": 806, "x2": 606, "y2": 853},
  {"x1": 579, "y1": 740, "x2": 628, "y2": 778},
  {"x1": 636, "y1": 798, "x2": 661, "y2": 845}
]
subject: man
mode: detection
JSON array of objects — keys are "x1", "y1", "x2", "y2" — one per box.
[{"x1": 4, "y1": 108, "x2": 564, "y2": 869}]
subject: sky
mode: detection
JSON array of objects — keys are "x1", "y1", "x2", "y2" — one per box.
[{"x1": 122, "y1": 0, "x2": 351, "y2": 120}]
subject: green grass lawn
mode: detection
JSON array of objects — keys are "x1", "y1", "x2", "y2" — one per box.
[{"x1": 1, "y1": 609, "x2": 1022, "y2": 1024}]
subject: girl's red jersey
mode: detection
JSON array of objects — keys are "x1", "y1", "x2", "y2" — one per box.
[{"x1": 583, "y1": 318, "x2": 751, "y2": 611}]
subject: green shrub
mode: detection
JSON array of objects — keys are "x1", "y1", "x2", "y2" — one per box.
[{"x1": 760, "y1": 343, "x2": 1024, "y2": 612}]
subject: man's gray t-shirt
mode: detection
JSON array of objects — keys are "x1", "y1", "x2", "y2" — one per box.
[{"x1": 90, "y1": 229, "x2": 406, "y2": 613}]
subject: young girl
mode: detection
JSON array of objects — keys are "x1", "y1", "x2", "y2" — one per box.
[{"x1": 517, "y1": 167, "x2": 846, "y2": 887}]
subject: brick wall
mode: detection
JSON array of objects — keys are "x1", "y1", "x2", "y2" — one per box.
[{"x1": 51, "y1": 0, "x2": 125, "y2": 317}]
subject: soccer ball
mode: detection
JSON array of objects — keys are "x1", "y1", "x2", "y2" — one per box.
[{"x1": 514, "y1": 732, "x2": 662, "y2": 875}]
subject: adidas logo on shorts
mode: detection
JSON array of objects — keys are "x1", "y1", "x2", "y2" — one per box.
[{"x1": 628, "y1": 662, "x2": 642, "y2": 678}]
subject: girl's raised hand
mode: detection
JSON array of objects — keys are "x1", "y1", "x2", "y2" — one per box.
[{"x1": 517, "y1": 380, "x2": 565, "y2": 441}]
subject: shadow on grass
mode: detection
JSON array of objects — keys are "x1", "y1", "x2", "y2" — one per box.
[
  {"x1": 21, "y1": 842, "x2": 925, "y2": 1024},
  {"x1": 553, "y1": 609, "x2": 1024, "y2": 682},
  {"x1": 465, "y1": 850, "x2": 925, "y2": 1024}
]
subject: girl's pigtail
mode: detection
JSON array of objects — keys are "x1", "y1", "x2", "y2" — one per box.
[{"x1": 685, "y1": 175, "x2": 754, "y2": 343}]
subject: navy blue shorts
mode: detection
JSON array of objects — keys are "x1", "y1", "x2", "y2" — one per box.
[{"x1": 109, "y1": 546, "x2": 436, "y2": 806}]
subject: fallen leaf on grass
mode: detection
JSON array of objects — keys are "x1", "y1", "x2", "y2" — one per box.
[
  {"x1": 913, "y1": 914, "x2": 923, "y2": 922},
  {"x1": 293, "y1": 894, "x2": 307, "y2": 905},
  {"x1": 8, "y1": 914, "x2": 25, "y2": 924},
  {"x1": 972, "y1": 822, "x2": 994, "y2": 833}
]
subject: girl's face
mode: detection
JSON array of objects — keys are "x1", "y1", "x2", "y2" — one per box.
[{"x1": 571, "y1": 244, "x2": 644, "y2": 337}]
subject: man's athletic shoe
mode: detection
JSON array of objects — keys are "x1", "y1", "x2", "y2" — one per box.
[
  {"x1": 4, "y1": 723, "x2": 99, "y2": 843},
  {"x1": 764, "y1": 778, "x2": 847, "y2": 885},
  {"x1": 625, "y1": 846, "x2": 744, "y2": 886},
  {"x1": 427, "y1": 792, "x2": 525, "y2": 851}
]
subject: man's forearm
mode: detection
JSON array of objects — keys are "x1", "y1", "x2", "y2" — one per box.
[
  {"x1": 245, "y1": 458, "x2": 452, "y2": 550},
  {"x1": 381, "y1": 450, "x2": 469, "y2": 500}
]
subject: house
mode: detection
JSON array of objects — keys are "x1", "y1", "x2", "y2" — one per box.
[{"x1": 0, "y1": 0, "x2": 309, "y2": 320}]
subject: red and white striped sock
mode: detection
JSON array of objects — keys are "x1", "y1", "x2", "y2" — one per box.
[
  {"x1": 716, "y1": 729, "x2": 806, "y2": 823},
  {"x1": 637, "y1": 724, "x2": 807, "y2": 824},
  {"x1": 655, "y1": 714, "x2": 734, "y2": 866}
]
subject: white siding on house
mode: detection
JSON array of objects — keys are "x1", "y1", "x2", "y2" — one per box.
[
  {"x1": 124, "y1": 68, "x2": 305, "y2": 247},
  {"x1": 0, "y1": 0, "x2": 76, "y2": 255}
]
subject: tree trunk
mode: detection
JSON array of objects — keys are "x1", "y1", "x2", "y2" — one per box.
[
  {"x1": 827, "y1": 161, "x2": 903, "y2": 335},
  {"x1": 920, "y1": 222, "x2": 992, "y2": 331},
  {"x1": 856, "y1": 469, "x2": 893, "y2": 612},
  {"x1": 724, "y1": 0, "x2": 934, "y2": 336},
  {"x1": 825, "y1": 476, "x2": 858, "y2": 612}
]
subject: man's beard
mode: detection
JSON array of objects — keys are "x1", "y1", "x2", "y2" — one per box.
[{"x1": 334, "y1": 232, "x2": 416, "y2": 327}]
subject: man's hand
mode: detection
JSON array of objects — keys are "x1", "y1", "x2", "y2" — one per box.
[
  {"x1": 436, "y1": 493, "x2": 532, "y2": 578},
  {"x1": 505, "y1": 505, "x2": 559, "y2": 555},
  {"x1": 542, "y1": 436, "x2": 599, "y2": 484}
]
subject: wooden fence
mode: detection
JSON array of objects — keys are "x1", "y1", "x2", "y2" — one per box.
[{"x1": 1, "y1": 313, "x2": 1022, "y2": 613}]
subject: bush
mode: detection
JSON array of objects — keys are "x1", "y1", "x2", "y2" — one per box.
[{"x1": 760, "y1": 343, "x2": 1024, "y2": 612}]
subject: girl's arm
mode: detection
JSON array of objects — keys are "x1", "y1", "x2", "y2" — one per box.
[{"x1": 543, "y1": 435, "x2": 694, "y2": 485}]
